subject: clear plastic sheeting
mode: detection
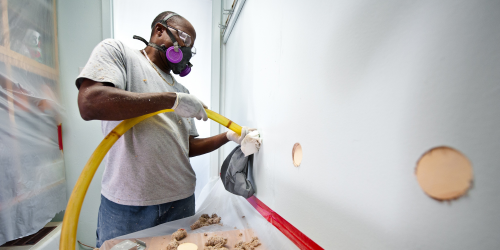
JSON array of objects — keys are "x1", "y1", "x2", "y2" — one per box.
[
  {"x1": 102, "y1": 178, "x2": 298, "y2": 249},
  {"x1": 0, "y1": 0, "x2": 66, "y2": 245}
]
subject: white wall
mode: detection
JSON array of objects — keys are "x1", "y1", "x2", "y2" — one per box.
[
  {"x1": 57, "y1": 0, "x2": 105, "y2": 247},
  {"x1": 113, "y1": 0, "x2": 213, "y2": 199},
  {"x1": 221, "y1": 0, "x2": 500, "y2": 249}
]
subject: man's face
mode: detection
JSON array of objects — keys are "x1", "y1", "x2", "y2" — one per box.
[{"x1": 156, "y1": 19, "x2": 196, "y2": 48}]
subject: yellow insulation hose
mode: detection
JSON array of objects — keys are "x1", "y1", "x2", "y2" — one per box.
[{"x1": 60, "y1": 109, "x2": 242, "y2": 250}]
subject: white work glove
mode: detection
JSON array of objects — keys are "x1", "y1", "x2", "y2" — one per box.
[
  {"x1": 227, "y1": 126, "x2": 253, "y2": 144},
  {"x1": 241, "y1": 129, "x2": 261, "y2": 156},
  {"x1": 172, "y1": 93, "x2": 208, "y2": 121}
]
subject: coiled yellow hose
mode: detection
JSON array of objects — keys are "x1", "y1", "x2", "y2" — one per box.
[{"x1": 60, "y1": 109, "x2": 242, "y2": 249}]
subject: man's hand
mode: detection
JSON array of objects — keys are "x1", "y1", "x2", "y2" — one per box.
[
  {"x1": 227, "y1": 126, "x2": 255, "y2": 145},
  {"x1": 172, "y1": 93, "x2": 208, "y2": 121}
]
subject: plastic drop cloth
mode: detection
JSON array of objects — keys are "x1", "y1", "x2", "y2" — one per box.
[
  {"x1": 109, "y1": 177, "x2": 299, "y2": 249},
  {"x1": 0, "y1": 0, "x2": 66, "y2": 245}
]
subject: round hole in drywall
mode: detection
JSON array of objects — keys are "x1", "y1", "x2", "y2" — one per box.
[
  {"x1": 415, "y1": 146, "x2": 473, "y2": 201},
  {"x1": 292, "y1": 143, "x2": 303, "y2": 167}
]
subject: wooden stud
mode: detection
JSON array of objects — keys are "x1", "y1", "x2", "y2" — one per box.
[
  {"x1": 52, "y1": 0, "x2": 60, "y2": 72},
  {"x1": 1, "y1": 0, "x2": 14, "y2": 122},
  {"x1": 1, "y1": 0, "x2": 10, "y2": 49},
  {"x1": 0, "y1": 45, "x2": 59, "y2": 80}
]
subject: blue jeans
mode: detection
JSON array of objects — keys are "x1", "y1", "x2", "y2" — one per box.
[{"x1": 96, "y1": 194, "x2": 195, "y2": 248}]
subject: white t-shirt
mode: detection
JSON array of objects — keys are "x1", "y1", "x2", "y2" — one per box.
[{"x1": 76, "y1": 39, "x2": 199, "y2": 206}]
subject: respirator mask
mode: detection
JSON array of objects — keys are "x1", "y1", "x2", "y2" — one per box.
[{"x1": 133, "y1": 13, "x2": 196, "y2": 77}]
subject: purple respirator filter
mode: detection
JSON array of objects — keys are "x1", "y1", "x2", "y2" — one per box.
[
  {"x1": 166, "y1": 46, "x2": 183, "y2": 63},
  {"x1": 179, "y1": 65, "x2": 191, "y2": 77}
]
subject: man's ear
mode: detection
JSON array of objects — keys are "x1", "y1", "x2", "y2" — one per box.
[{"x1": 154, "y1": 23, "x2": 164, "y2": 37}]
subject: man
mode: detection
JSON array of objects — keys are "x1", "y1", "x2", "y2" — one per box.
[{"x1": 76, "y1": 11, "x2": 249, "y2": 247}]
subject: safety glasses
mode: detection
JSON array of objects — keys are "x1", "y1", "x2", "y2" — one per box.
[{"x1": 163, "y1": 24, "x2": 196, "y2": 56}]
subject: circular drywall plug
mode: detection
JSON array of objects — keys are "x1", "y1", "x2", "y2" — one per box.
[
  {"x1": 292, "y1": 143, "x2": 303, "y2": 167},
  {"x1": 415, "y1": 146, "x2": 473, "y2": 201},
  {"x1": 178, "y1": 243, "x2": 198, "y2": 250}
]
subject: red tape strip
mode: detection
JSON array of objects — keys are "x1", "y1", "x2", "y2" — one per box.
[
  {"x1": 247, "y1": 196, "x2": 323, "y2": 250},
  {"x1": 57, "y1": 123, "x2": 63, "y2": 150}
]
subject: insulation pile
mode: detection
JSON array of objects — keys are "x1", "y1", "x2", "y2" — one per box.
[
  {"x1": 166, "y1": 240, "x2": 179, "y2": 250},
  {"x1": 190, "y1": 213, "x2": 222, "y2": 230},
  {"x1": 234, "y1": 237, "x2": 261, "y2": 250},
  {"x1": 166, "y1": 228, "x2": 188, "y2": 250},
  {"x1": 204, "y1": 236, "x2": 228, "y2": 250}
]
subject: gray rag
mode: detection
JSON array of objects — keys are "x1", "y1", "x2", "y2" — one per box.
[{"x1": 220, "y1": 146, "x2": 255, "y2": 198}]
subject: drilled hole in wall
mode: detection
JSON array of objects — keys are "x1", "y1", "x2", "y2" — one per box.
[
  {"x1": 415, "y1": 146, "x2": 473, "y2": 201},
  {"x1": 292, "y1": 143, "x2": 303, "y2": 167}
]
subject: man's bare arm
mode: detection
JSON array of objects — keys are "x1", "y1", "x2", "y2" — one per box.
[
  {"x1": 189, "y1": 133, "x2": 229, "y2": 157},
  {"x1": 78, "y1": 78, "x2": 177, "y2": 121}
]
